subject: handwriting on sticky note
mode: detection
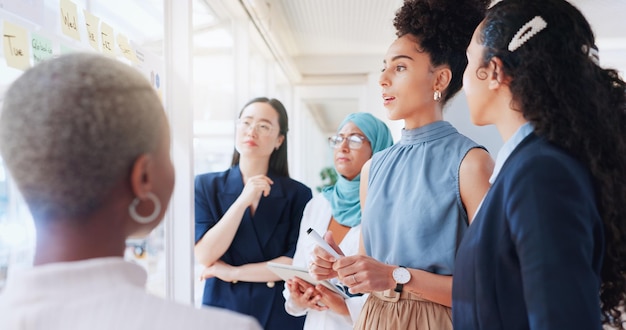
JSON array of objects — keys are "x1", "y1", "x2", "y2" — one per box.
[
  {"x1": 117, "y1": 33, "x2": 138, "y2": 63},
  {"x1": 100, "y1": 21, "x2": 115, "y2": 56},
  {"x1": 32, "y1": 33, "x2": 54, "y2": 64},
  {"x1": 83, "y1": 9, "x2": 100, "y2": 51},
  {"x1": 60, "y1": 0, "x2": 80, "y2": 41},
  {"x1": 3, "y1": 21, "x2": 30, "y2": 70}
]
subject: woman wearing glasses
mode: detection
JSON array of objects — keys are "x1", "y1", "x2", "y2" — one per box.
[
  {"x1": 283, "y1": 112, "x2": 393, "y2": 330},
  {"x1": 194, "y1": 97, "x2": 312, "y2": 330}
]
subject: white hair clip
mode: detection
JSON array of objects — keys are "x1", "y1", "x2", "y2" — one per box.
[
  {"x1": 507, "y1": 16, "x2": 548, "y2": 52},
  {"x1": 582, "y1": 45, "x2": 600, "y2": 65}
]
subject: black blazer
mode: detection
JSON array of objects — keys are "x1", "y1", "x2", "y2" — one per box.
[
  {"x1": 453, "y1": 133, "x2": 604, "y2": 330},
  {"x1": 195, "y1": 165, "x2": 312, "y2": 330}
]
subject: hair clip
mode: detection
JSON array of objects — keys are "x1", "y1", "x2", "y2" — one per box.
[
  {"x1": 582, "y1": 45, "x2": 600, "y2": 65},
  {"x1": 507, "y1": 16, "x2": 548, "y2": 52}
]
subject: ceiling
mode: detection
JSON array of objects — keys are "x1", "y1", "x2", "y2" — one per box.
[{"x1": 240, "y1": 0, "x2": 626, "y2": 133}]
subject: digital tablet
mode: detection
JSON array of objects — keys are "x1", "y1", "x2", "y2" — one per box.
[{"x1": 266, "y1": 262, "x2": 349, "y2": 299}]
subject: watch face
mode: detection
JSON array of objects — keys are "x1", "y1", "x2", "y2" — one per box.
[{"x1": 393, "y1": 267, "x2": 411, "y2": 284}]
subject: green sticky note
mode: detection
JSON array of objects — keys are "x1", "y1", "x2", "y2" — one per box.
[
  {"x1": 32, "y1": 33, "x2": 54, "y2": 64},
  {"x1": 60, "y1": 44, "x2": 75, "y2": 55}
]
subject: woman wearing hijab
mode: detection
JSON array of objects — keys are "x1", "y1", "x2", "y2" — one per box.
[{"x1": 283, "y1": 112, "x2": 393, "y2": 330}]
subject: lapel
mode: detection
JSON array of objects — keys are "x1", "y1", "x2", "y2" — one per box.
[
  {"x1": 218, "y1": 167, "x2": 264, "y2": 257},
  {"x1": 218, "y1": 166, "x2": 288, "y2": 257},
  {"x1": 491, "y1": 133, "x2": 538, "y2": 187},
  {"x1": 253, "y1": 170, "x2": 288, "y2": 251}
]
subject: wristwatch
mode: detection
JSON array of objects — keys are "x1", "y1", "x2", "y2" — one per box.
[{"x1": 392, "y1": 266, "x2": 411, "y2": 293}]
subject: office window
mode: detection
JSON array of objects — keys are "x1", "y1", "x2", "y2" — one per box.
[{"x1": 0, "y1": 0, "x2": 165, "y2": 295}]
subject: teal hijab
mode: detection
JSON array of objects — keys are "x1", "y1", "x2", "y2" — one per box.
[{"x1": 321, "y1": 112, "x2": 393, "y2": 227}]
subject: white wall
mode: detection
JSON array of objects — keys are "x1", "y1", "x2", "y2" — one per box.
[
  {"x1": 363, "y1": 72, "x2": 502, "y2": 156},
  {"x1": 444, "y1": 91, "x2": 502, "y2": 156}
]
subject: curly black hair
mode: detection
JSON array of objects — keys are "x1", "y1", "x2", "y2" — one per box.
[
  {"x1": 393, "y1": 0, "x2": 491, "y2": 104},
  {"x1": 478, "y1": 0, "x2": 626, "y2": 327}
]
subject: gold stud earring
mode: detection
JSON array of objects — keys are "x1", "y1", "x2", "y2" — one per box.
[{"x1": 433, "y1": 90, "x2": 442, "y2": 102}]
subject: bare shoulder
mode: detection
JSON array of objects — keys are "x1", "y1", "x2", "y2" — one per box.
[
  {"x1": 361, "y1": 158, "x2": 372, "y2": 175},
  {"x1": 459, "y1": 148, "x2": 494, "y2": 223},
  {"x1": 359, "y1": 159, "x2": 373, "y2": 210},
  {"x1": 460, "y1": 148, "x2": 494, "y2": 176}
]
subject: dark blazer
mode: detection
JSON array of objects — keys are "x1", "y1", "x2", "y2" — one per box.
[
  {"x1": 195, "y1": 165, "x2": 312, "y2": 330},
  {"x1": 452, "y1": 133, "x2": 604, "y2": 330}
]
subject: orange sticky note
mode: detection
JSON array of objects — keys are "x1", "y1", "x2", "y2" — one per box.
[
  {"x1": 3, "y1": 21, "x2": 31, "y2": 70},
  {"x1": 60, "y1": 0, "x2": 80, "y2": 41},
  {"x1": 83, "y1": 9, "x2": 100, "y2": 51},
  {"x1": 100, "y1": 21, "x2": 115, "y2": 56}
]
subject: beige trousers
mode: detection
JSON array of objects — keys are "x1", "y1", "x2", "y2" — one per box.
[{"x1": 354, "y1": 290, "x2": 452, "y2": 330}]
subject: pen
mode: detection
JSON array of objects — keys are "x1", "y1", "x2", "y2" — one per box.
[{"x1": 306, "y1": 228, "x2": 342, "y2": 259}]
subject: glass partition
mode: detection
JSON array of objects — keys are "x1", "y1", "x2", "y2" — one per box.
[{"x1": 0, "y1": 0, "x2": 165, "y2": 295}]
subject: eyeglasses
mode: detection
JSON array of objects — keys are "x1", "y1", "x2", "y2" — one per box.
[
  {"x1": 328, "y1": 134, "x2": 368, "y2": 150},
  {"x1": 237, "y1": 119, "x2": 275, "y2": 137}
]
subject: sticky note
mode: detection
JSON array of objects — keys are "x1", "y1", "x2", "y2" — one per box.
[
  {"x1": 3, "y1": 21, "x2": 31, "y2": 70},
  {"x1": 83, "y1": 9, "x2": 100, "y2": 51},
  {"x1": 60, "y1": 0, "x2": 80, "y2": 41},
  {"x1": 100, "y1": 21, "x2": 114, "y2": 56},
  {"x1": 60, "y1": 44, "x2": 75, "y2": 55},
  {"x1": 117, "y1": 33, "x2": 137, "y2": 63},
  {"x1": 32, "y1": 33, "x2": 53, "y2": 64}
]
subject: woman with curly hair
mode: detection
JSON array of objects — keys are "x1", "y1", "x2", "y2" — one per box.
[
  {"x1": 453, "y1": 0, "x2": 626, "y2": 329},
  {"x1": 310, "y1": 0, "x2": 493, "y2": 329}
]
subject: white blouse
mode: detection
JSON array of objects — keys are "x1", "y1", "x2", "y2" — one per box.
[
  {"x1": 0, "y1": 257, "x2": 261, "y2": 330},
  {"x1": 282, "y1": 194, "x2": 367, "y2": 330}
]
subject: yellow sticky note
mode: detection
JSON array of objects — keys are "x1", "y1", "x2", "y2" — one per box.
[
  {"x1": 83, "y1": 9, "x2": 100, "y2": 51},
  {"x1": 117, "y1": 33, "x2": 137, "y2": 63},
  {"x1": 3, "y1": 21, "x2": 31, "y2": 70},
  {"x1": 100, "y1": 21, "x2": 115, "y2": 56},
  {"x1": 60, "y1": 0, "x2": 80, "y2": 41}
]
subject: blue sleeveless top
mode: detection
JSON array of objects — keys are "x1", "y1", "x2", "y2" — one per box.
[{"x1": 363, "y1": 121, "x2": 484, "y2": 275}]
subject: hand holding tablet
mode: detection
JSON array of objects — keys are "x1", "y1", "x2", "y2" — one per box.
[{"x1": 266, "y1": 262, "x2": 349, "y2": 299}]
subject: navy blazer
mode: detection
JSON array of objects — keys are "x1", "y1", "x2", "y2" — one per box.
[
  {"x1": 195, "y1": 165, "x2": 312, "y2": 330},
  {"x1": 453, "y1": 133, "x2": 604, "y2": 330}
]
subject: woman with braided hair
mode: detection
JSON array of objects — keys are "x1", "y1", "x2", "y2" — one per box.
[{"x1": 453, "y1": 0, "x2": 626, "y2": 329}]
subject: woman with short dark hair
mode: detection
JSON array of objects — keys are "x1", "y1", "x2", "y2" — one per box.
[{"x1": 0, "y1": 53, "x2": 260, "y2": 330}]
